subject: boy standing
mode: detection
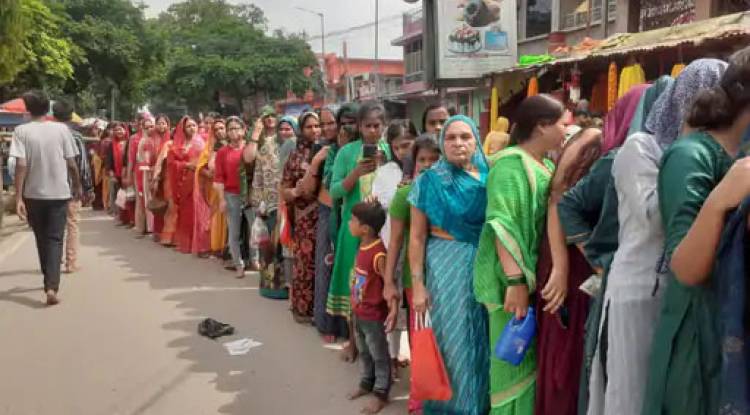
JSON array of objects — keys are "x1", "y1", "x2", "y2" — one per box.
[{"x1": 347, "y1": 201, "x2": 394, "y2": 414}]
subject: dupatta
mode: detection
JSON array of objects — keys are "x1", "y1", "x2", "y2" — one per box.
[
  {"x1": 168, "y1": 117, "x2": 205, "y2": 205},
  {"x1": 714, "y1": 197, "x2": 750, "y2": 413},
  {"x1": 645, "y1": 58, "x2": 728, "y2": 149},
  {"x1": 474, "y1": 146, "x2": 555, "y2": 306},
  {"x1": 112, "y1": 128, "x2": 129, "y2": 178},
  {"x1": 601, "y1": 84, "x2": 648, "y2": 153},
  {"x1": 408, "y1": 115, "x2": 489, "y2": 245}
]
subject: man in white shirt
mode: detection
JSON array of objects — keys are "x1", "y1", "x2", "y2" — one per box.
[{"x1": 10, "y1": 91, "x2": 82, "y2": 306}]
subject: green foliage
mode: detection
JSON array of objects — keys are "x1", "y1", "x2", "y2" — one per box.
[
  {"x1": 0, "y1": 0, "x2": 26, "y2": 83},
  {"x1": 0, "y1": 0, "x2": 77, "y2": 91},
  {"x1": 150, "y1": 0, "x2": 320, "y2": 115},
  {"x1": 2, "y1": 0, "x2": 322, "y2": 119},
  {"x1": 56, "y1": 0, "x2": 166, "y2": 118}
]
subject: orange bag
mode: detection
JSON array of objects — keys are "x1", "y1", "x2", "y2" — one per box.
[
  {"x1": 410, "y1": 311, "x2": 453, "y2": 401},
  {"x1": 279, "y1": 202, "x2": 293, "y2": 248}
]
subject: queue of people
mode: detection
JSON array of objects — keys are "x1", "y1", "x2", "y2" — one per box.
[{"x1": 20, "y1": 44, "x2": 750, "y2": 415}]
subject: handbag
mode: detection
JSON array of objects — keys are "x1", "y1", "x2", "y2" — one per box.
[
  {"x1": 410, "y1": 311, "x2": 453, "y2": 401},
  {"x1": 115, "y1": 189, "x2": 127, "y2": 209},
  {"x1": 147, "y1": 197, "x2": 168, "y2": 215},
  {"x1": 125, "y1": 186, "x2": 137, "y2": 201},
  {"x1": 279, "y1": 203, "x2": 293, "y2": 248}
]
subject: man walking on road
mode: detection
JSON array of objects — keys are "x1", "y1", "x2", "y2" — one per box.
[
  {"x1": 11, "y1": 91, "x2": 82, "y2": 305},
  {"x1": 53, "y1": 100, "x2": 92, "y2": 274}
]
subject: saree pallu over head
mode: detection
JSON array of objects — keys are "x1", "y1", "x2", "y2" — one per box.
[
  {"x1": 112, "y1": 129, "x2": 129, "y2": 178},
  {"x1": 169, "y1": 117, "x2": 205, "y2": 205},
  {"x1": 628, "y1": 76, "x2": 674, "y2": 136},
  {"x1": 408, "y1": 115, "x2": 489, "y2": 245},
  {"x1": 645, "y1": 58, "x2": 728, "y2": 149},
  {"x1": 474, "y1": 146, "x2": 555, "y2": 306},
  {"x1": 601, "y1": 84, "x2": 648, "y2": 153}
]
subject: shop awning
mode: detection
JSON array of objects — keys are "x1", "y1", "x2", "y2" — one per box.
[
  {"x1": 0, "y1": 98, "x2": 83, "y2": 123},
  {"x1": 489, "y1": 11, "x2": 750, "y2": 77}
]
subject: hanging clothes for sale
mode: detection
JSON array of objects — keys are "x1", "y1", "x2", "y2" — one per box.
[
  {"x1": 607, "y1": 62, "x2": 618, "y2": 111},
  {"x1": 527, "y1": 76, "x2": 539, "y2": 97},
  {"x1": 618, "y1": 63, "x2": 646, "y2": 98}
]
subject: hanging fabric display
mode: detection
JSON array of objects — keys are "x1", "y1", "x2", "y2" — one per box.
[
  {"x1": 618, "y1": 63, "x2": 646, "y2": 98},
  {"x1": 527, "y1": 76, "x2": 539, "y2": 97},
  {"x1": 607, "y1": 62, "x2": 618, "y2": 111}
]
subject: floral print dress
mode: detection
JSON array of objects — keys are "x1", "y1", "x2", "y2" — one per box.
[{"x1": 282, "y1": 139, "x2": 319, "y2": 319}]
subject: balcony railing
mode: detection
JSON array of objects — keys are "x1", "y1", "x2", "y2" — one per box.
[{"x1": 561, "y1": 0, "x2": 617, "y2": 31}]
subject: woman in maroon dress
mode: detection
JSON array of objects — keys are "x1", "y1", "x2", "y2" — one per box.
[{"x1": 281, "y1": 112, "x2": 321, "y2": 323}]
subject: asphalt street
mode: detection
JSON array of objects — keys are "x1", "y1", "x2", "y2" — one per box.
[{"x1": 0, "y1": 210, "x2": 408, "y2": 415}]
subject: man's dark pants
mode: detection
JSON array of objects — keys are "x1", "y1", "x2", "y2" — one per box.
[{"x1": 25, "y1": 199, "x2": 69, "y2": 293}]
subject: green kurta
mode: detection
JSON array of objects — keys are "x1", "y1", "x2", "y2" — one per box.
[
  {"x1": 474, "y1": 146, "x2": 554, "y2": 414},
  {"x1": 326, "y1": 140, "x2": 375, "y2": 317},
  {"x1": 388, "y1": 184, "x2": 412, "y2": 289},
  {"x1": 643, "y1": 131, "x2": 732, "y2": 415}
]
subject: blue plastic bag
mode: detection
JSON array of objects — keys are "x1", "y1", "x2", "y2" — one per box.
[{"x1": 494, "y1": 306, "x2": 536, "y2": 366}]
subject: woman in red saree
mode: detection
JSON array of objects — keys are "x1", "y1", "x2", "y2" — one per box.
[
  {"x1": 192, "y1": 119, "x2": 226, "y2": 256},
  {"x1": 281, "y1": 112, "x2": 321, "y2": 323},
  {"x1": 108, "y1": 122, "x2": 129, "y2": 225},
  {"x1": 169, "y1": 116, "x2": 205, "y2": 254},
  {"x1": 154, "y1": 118, "x2": 178, "y2": 246},
  {"x1": 148, "y1": 115, "x2": 171, "y2": 239}
]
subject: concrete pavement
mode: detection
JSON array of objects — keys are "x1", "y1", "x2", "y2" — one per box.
[{"x1": 0, "y1": 210, "x2": 408, "y2": 415}]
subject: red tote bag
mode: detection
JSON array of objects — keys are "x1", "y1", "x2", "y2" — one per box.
[
  {"x1": 278, "y1": 202, "x2": 293, "y2": 248},
  {"x1": 410, "y1": 311, "x2": 453, "y2": 401}
]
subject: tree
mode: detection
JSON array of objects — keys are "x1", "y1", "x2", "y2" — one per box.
[
  {"x1": 0, "y1": 0, "x2": 77, "y2": 97},
  {"x1": 150, "y1": 0, "x2": 320, "y2": 115},
  {"x1": 55, "y1": 0, "x2": 166, "y2": 117},
  {"x1": 0, "y1": 0, "x2": 26, "y2": 83}
]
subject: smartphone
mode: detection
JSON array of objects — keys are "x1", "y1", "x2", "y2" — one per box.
[{"x1": 362, "y1": 143, "x2": 378, "y2": 159}]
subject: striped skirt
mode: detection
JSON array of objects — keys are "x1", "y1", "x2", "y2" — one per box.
[{"x1": 423, "y1": 237, "x2": 489, "y2": 415}]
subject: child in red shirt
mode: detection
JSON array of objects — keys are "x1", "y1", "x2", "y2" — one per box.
[{"x1": 347, "y1": 201, "x2": 394, "y2": 414}]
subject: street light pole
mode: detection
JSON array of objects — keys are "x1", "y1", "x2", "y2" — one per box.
[
  {"x1": 374, "y1": 0, "x2": 380, "y2": 98},
  {"x1": 296, "y1": 7, "x2": 326, "y2": 99}
]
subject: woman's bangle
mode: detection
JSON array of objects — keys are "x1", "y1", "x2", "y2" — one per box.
[{"x1": 507, "y1": 274, "x2": 526, "y2": 286}]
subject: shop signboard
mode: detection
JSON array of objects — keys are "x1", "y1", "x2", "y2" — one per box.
[
  {"x1": 430, "y1": 0, "x2": 517, "y2": 82},
  {"x1": 640, "y1": 0, "x2": 695, "y2": 31}
]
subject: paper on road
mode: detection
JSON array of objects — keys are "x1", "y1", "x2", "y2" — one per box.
[{"x1": 223, "y1": 338, "x2": 263, "y2": 356}]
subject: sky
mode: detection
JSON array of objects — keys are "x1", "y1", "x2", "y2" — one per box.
[{"x1": 141, "y1": 0, "x2": 419, "y2": 60}]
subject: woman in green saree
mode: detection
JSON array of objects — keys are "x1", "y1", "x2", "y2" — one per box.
[
  {"x1": 474, "y1": 95, "x2": 566, "y2": 415},
  {"x1": 328, "y1": 102, "x2": 385, "y2": 360},
  {"x1": 643, "y1": 50, "x2": 750, "y2": 415}
]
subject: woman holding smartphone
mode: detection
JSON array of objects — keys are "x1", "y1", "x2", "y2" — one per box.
[{"x1": 328, "y1": 101, "x2": 385, "y2": 360}]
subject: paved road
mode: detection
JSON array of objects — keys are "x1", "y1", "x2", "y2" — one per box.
[{"x1": 0, "y1": 210, "x2": 408, "y2": 415}]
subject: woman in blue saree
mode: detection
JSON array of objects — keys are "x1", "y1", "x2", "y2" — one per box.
[{"x1": 408, "y1": 115, "x2": 490, "y2": 414}]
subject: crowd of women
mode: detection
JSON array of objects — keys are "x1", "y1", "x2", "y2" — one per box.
[{"x1": 86, "y1": 45, "x2": 750, "y2": 415}]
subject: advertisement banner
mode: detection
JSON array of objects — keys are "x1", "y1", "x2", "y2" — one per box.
[{"x1": 433, "y1": 0, "x2": 518, "y2": 80}]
